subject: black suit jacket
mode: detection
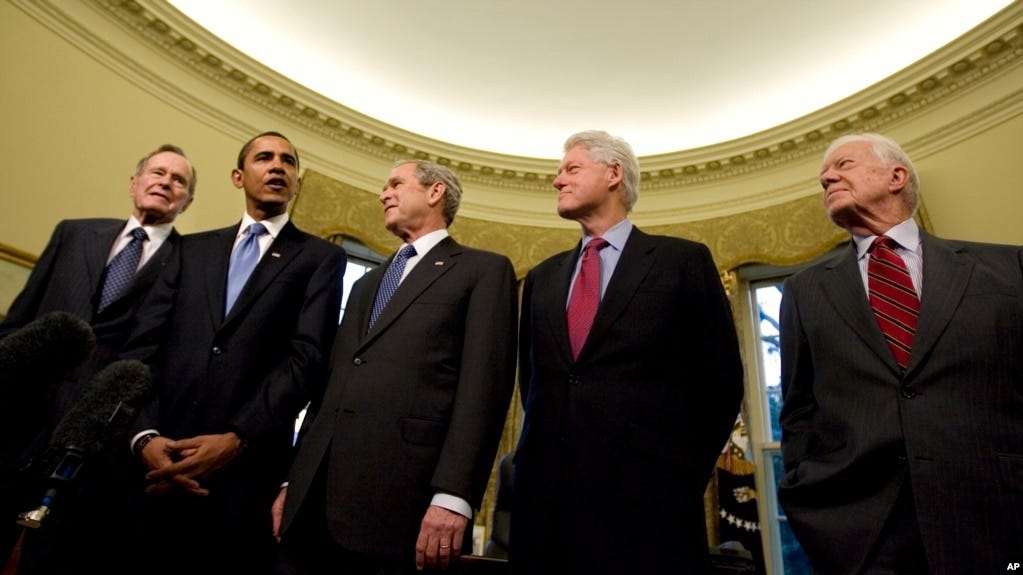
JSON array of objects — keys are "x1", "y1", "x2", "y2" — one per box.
[
  {"x1": 2, "y1": 218, "x2": 179, "y2": 434},
  {"x1": 778, "y1": 231, "x2": 1023, "y2": 575},
  {"x1": 511, "y1": 226, "x2": 744, "y2": 574},
  {"x1": 279, "y1": 236, "x2": 518, "y2": 557},
  {"x1": 122, "y1": 220, "x2": 346, "y2": 533}
]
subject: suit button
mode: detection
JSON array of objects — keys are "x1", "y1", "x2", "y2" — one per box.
[
  {"x1": 353, "y1": 357, "x2": 363, "y2": 366},
  {"x1": 900, "y1": 386, "x2": 917, "y2": 399},
  {"x1": 211, "y1": 346, "x2": 222, "y2": 355}
]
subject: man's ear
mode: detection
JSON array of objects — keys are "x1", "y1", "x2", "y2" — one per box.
[
  {"x1": 230, "y1": 168, "x2": 244, "y2": 189},
  {"x1": 889, "y1": 165, "x2": 909, "y2": 192},
  {"x1": 427, "y1": 181, "x2": 446, "y2": 206},
  {"x1": 179, "y1": 195, "x2": 195, "y2": 215},
  {"x1": 606, "y1": 161, "x2": 623, "y2": 188}
]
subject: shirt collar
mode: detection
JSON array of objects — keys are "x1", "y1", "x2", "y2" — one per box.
[
  {"x1": 581, "y1": 218, "x2": 632, "y2": 252},
  {"x1": 854, "y1": 218, "x2": 921, "y2": 260},
  {"x1": 238, "y1": 211, "x2": 289, "y2": 240},
  {"x1": 126, "y1": 215, "x2": 174, "y2": 243},
  {"x1": 405, "y1": 228, "x2": 450, "y2": 258}
]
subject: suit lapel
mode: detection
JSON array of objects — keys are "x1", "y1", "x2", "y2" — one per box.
[
  {"x1": 203, "y1": 226, "x2": 239, "y2": 325},
  {"x1": 545, "y1": 245, "x2": 580, "y2": 362},
  {"x1": 86, "y1": 222, "x2": 123, "y2": 296},
  {"x1": 223, "y1": 221, "x2": 304, "y2": 324},
  {"x1": 116, "y1": 230, "x2": 179, "y2": 305},
  {"x1": 818, "y1": 244, "x2": 898, "y2": 370},
  {"x1": 909, "y1": 233, "x2": 972, "y2": 374},
  {"x1": 360, "y1": 237, "x2": 460, "y2": 346}
]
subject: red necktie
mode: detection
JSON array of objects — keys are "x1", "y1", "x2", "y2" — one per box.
[
  {"x1": 868, "y1": 236, "x2": 920, "y2": 369},
  {"x1": 567, "y1": 238, "x2": 609, "y2": 359}
]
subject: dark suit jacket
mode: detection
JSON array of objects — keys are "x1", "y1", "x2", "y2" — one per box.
[
  {"x1": 122, "y1": 220, "x2": 346, "y2": 539},
  {"x1": 511, "y1": 227, "x2": 744, "y2": 574},
  {"x1": 778, "y1": 231, "x2": 1023, "y2": 575},
  {"x1": 0, "y1": 215, "x2": 178, "y2": 444},
  {"x1": 2, "y1": 218, "x2": 179, "y2": 410},
  {"x1": 279, "y1": 236, "x2": 518, "y2": 557}
]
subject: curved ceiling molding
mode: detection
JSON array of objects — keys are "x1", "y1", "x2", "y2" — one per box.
[
  {"x1": 13, "y1": 0, "x2": 1023, "y2": 225},
  {"x1": 101, "y1": 0, "x2": 1023, "y2": 180}
]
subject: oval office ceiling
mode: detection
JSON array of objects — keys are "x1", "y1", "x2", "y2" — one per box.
[{"x1": 165, "y1": 0, "x2": 1015, "y2": 159}]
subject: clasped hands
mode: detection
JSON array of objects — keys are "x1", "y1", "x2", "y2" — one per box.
[{"x1": 139, "y1": 431, "x2": 244, "y2": 496}]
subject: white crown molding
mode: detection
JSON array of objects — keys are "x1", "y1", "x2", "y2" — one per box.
[{"x1": 11, "y1": 0, "x2": 1023, "y2": 226}]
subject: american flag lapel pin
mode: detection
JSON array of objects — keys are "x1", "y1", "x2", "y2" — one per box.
[
  {"x1": 435, "y1": 260, "x2": 444, "y2": 266},
  {"x1": 271, "y1": 252, "x2": 281, "y2": 258}
]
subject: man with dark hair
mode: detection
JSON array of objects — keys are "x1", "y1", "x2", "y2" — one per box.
[
  {"x1": 779, "y1": 133, "x2": 1023, "y2": 574},
  {"x1": 121, "y1": 132, "x2": 347, "y2": 575},
  {"x1": 273, "y1": 159, "x2": 517, "y2": 575}
]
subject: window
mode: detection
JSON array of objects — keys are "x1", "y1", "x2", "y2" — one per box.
[
  {"x1": 335, "y1": 234, "x2": 387, "y2": 321},
  {"x1": 738, "y1": 257, "x2": 841, "y2": 575},
  {"x1": 745, "y1": 275, "x2": 811, "y2": 574}
]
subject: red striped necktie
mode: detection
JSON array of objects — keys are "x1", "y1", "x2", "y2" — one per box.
[{"x1": 867, "y1": 236, "x2": 920, "y2": 369}]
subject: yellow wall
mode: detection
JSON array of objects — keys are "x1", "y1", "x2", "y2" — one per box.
[
  {"x1": 0, "y1": 1, "x2": 243, "y2": 251},
  {"x1": 915, "y1": 112, "x2": 1023, "y2": 242}
]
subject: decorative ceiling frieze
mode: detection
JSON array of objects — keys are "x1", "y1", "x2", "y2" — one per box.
[{"x1": 70, "y1": 0, "x2": 1022, "y2": 193}]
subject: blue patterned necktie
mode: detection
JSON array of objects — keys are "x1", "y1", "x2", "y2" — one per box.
[
  {"x1": 98, "y1": 227, "x2": 148, "y2": 312},
  {"x1": 225, "y1": 222, "x2": 267, "y2": 314},
  {"x1": 368, "y1": 244, "x2": 417, "y2": 330}
]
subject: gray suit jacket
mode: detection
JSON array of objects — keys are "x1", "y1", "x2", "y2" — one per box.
[
  {"x1": 778, "y1": 231, "x2": 1023, "y2": 575},
  {"x1": 279, "y1": 236, "x2": 518, "y2": 557}
]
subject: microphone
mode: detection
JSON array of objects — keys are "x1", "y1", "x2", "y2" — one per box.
[
  {"x1": 0, "y1": 311, "x2": 96, "y2": 423},
  {"x1": 0, "y1": 311, "x2": 96, "y2": 482},
  {"x1": 16, "y1": 359, "x2": 152, "y2": 528}
]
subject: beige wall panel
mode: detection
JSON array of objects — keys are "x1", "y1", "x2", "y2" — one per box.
[
  {"x1": 0, "y1": 2, "x2": 238, "y2": 254},
  {"x1": 916, "y1": 112, "x2": 1023, "y2": 245}
]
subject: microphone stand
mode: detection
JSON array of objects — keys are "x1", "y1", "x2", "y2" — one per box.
[{"x1": 16, "y1": 447, "x2": 86, "y2": 529}]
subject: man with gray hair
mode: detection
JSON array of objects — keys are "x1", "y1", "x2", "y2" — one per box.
[
  {"x1": 778, "y1": 132, "x2": 1023, "y2": 574},
  {"x1": 273, "y1": 159, "x2": 518, "y2": 574},
  {"x1": 511, "y1": 130, "x2": 744, "y2": 574}
]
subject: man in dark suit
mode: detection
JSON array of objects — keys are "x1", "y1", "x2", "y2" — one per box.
[
  {"x1": 778, "y1": 133, "x2": 1023, "y2": 574},
  {"x1": 0, "y1": 144, "x2": 195, "y2": 570},
  {"x1": 120, "y1": 132, "x2": 347, "y2": 575},
  {"x1": 273, "y1": 160, "x2": 518, "y2": 575},
  {"x1": 510, "y1": 130, "x2": 744, "y2": 574}
]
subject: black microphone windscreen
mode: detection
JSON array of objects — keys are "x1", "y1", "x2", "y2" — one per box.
[
  {"x1": 49, "y1": 359, "x2": 152, "y2": 452},
  {"x1": 0, "y1": 310, "x2": 96, "y2": 389}
]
